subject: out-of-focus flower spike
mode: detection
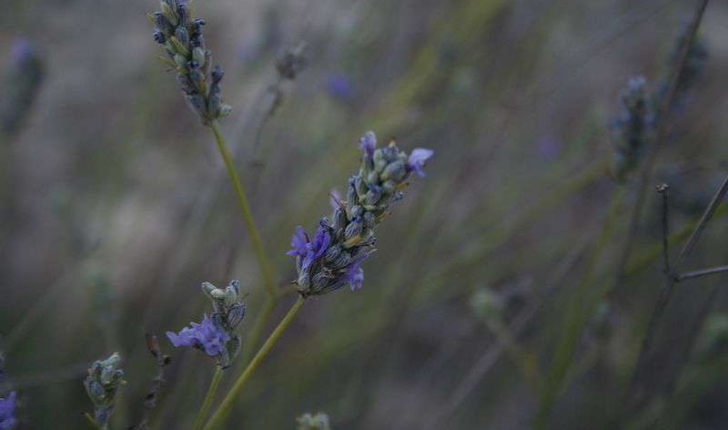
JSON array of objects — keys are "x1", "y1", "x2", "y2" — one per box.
[
  {"x1": 297, "y1": 412, "x2": 332, "y2": 430},
  {"x1": 83, "y1": 353, "x2": 125, "y2": 430}
]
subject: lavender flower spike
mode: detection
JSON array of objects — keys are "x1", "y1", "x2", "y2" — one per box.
[
  {"x1": 407, "y1": 148, "x2": 435, "y2": 177},
  {"x1": 147, "y1": 0, "x2": 232, "y2": 124},
  {"x1": 84, "y1": 353, "x2": 125, "y2": 429},
  {"x1": 288, "y1": 131, "x2": 433, "y2": 297},
  {"x1": 611, "y1": 76, "x2": 655, "y2": 182},
  {"x1": 0, "y1": 391, "x2": 17, "y2": 430}
]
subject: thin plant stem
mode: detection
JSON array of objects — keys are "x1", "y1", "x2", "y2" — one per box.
[
  {"x1": 657, "y1": 184, "x2": 671, "y2": 278},
  {"x1": 536, "y1": 185, "x2": 626, "y2": 428},
  {"x1": 192, "y1": 367, "x2": 224, "y2": 430},
  {"x1": 202, "y1": 295, "x2": 306, "y2": 430},
  {"x1": 677, "y1": 265, "x2": 728, "y2": 282},
  {"x1": 240, "y1": 295, "x2": 277, "y2": 364},
  {"x1": 209, "y1": 120, "x2": 276, "y2": 296},
  {"x1": 485, "y1": 317, "x2": 540, "y2": 393}
]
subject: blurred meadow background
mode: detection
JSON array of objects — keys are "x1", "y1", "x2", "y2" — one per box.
[{"x1": 1, "y1": 0, "x2": 728, "y2": 428}]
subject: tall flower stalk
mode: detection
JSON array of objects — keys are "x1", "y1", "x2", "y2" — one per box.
[
  {"x1": 147, "y1": 1, "x2": 277, "y2": 423},
  {"x1": 147, "y1": 0, "x2": 276, "y2": 296},
  {"x1": 201, "y1": 133, "x2": 433, "y2": 430}
]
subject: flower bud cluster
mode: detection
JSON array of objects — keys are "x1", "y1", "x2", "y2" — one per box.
[
  {"x1": 148, "y1": 0, "x2": 231, "y2": 124},
  {"x1": 296, "y1": 412, "x2": 331, "y2": 430},
  {"x1": 611, "y1": 77, "x2": 655, "y2": 182},
  {"x1": 166, "y1": 280, "x2": 245, "y2": 368},
  {"x1": 84, "y1": 353, "x2": 125, "y2": 429}
]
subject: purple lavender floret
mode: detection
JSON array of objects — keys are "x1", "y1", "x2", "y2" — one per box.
[
  {"x1": 10, "y1": 39, "x2": 32, "y2": 64},
  {"x1": 167, "y1": 314, "x2": 231, "y2": 357},
  {"x1": 326, "y1": 73, "x2": 354, "y2": 100},
  {"x1": 306, "y1": 223, "x2": 331, "y2": 263},
  {"x1": 345, "y1": 254, "x2": 369, "y2": 291},
  {"x1": 287, "y1": 223, "x2": 331, "y2": 270},
  {"x1": 407, "y1": 148, "x2": 435, "y2": 177},
  {"x1": 288, "y1": 131, "x2": 432, "y2": 297},
  {"x1": 287, "y1": 226, "x2": 309, "y2": 259},
  {"x1": 0, "y1": 392, "x2": 17, "y2": 430},
  {"x1": 359, "y1": 132, "x2": 376, "y2": 160}
]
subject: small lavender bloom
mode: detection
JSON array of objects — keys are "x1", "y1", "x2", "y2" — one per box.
[
  {"x1": 407, "y1": 148, "x2": 435, "y2": 177},
  {"x1": 325, "y1": 73, "x2": 354, "y2": 100},
  {"x1": 345, "y1": 255, "x2": 368, "y2": 291},
  {"x1": 537, "y1": 135, "x2": 560, "y2": 161},
  {"x1": 287, "y1": 226, "x2": 309, "y2": 259},
  {"x1": 306, "y1": 223, "x2": 331, "y2": 263},
  {"x1": 0, "y1": 392, "x2": 17, "y2": 430},
  {"x1": 167, "y1": 314, "x2": 230, "y2": 357},
  {"x1": 360, "y1": 132, "x2": 376, "y2": 159},
  {"x1": 289, "y1": 223, "x2": 333, "y2": 275},
  {"x1": 330, "y1": 189, "x2": 343, "y2": 211}
]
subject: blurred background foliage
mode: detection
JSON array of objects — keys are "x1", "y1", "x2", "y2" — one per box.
[{"x1": 1, "y1": 0, "x2": 728, "y2": 428}]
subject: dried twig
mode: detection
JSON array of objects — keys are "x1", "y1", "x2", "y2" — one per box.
[
  {"x1": 677, "y1": 265, "x2": 728, "y2": 282},
  {"x1": 129, "y1": 335, "x2": 171, "y2": 430},
  {"x1": 625, "y1": 172, "x2": 728, "y2": 424}
]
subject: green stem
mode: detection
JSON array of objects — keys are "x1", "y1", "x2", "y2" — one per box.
[
  {"x1": 192, "y1": 367, "x2": 225, "y2": 430},
  {"x1": 240, "y1": 295, "x2": 277, "y2": 364},
  {"x1": 202, "y1": 296, "x2": 306, "y2": 430},
  {"x1": 209, "y1": 120, "x2": 276, "y2": 296},
  {"x1": 535, "y1": 185, "x2": 627, "y2": 428}
]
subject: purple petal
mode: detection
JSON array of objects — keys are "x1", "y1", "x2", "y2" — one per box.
[
  {"x1": 346, "y1": 251, "x2": 374, "y2": 291},
  {"x1": 0, "y1": 391, "x2": 17, "y2": 428},
  {"x1": 287, "y1": 226, "x2": 308, "y2": 258},
  {"x1": 166, "y1": 315, "x2": 230, "y2": 357},
  {"x1": 330, "y1": 188, "x2": 343, "y2": 211},
  {"x1": 407, "y1": 148, "x2": 434, "y2": 177},
  {"x1": 359, "y1": 132, "x2": 376, "y2": 159}
]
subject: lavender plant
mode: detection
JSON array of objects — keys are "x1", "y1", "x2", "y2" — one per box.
[
  {"x1": 289, "y1": 132, "x2": 434, "y2": 297},
  {"x1": 201, "y1": 134, "x2": 433, "y2": 430},
  {"x1": 166, "y1": 280, "x2": 245, "y2": 369},
  {"x1": 83, "y1": 353, "x2": 125, "y2": 430}
]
